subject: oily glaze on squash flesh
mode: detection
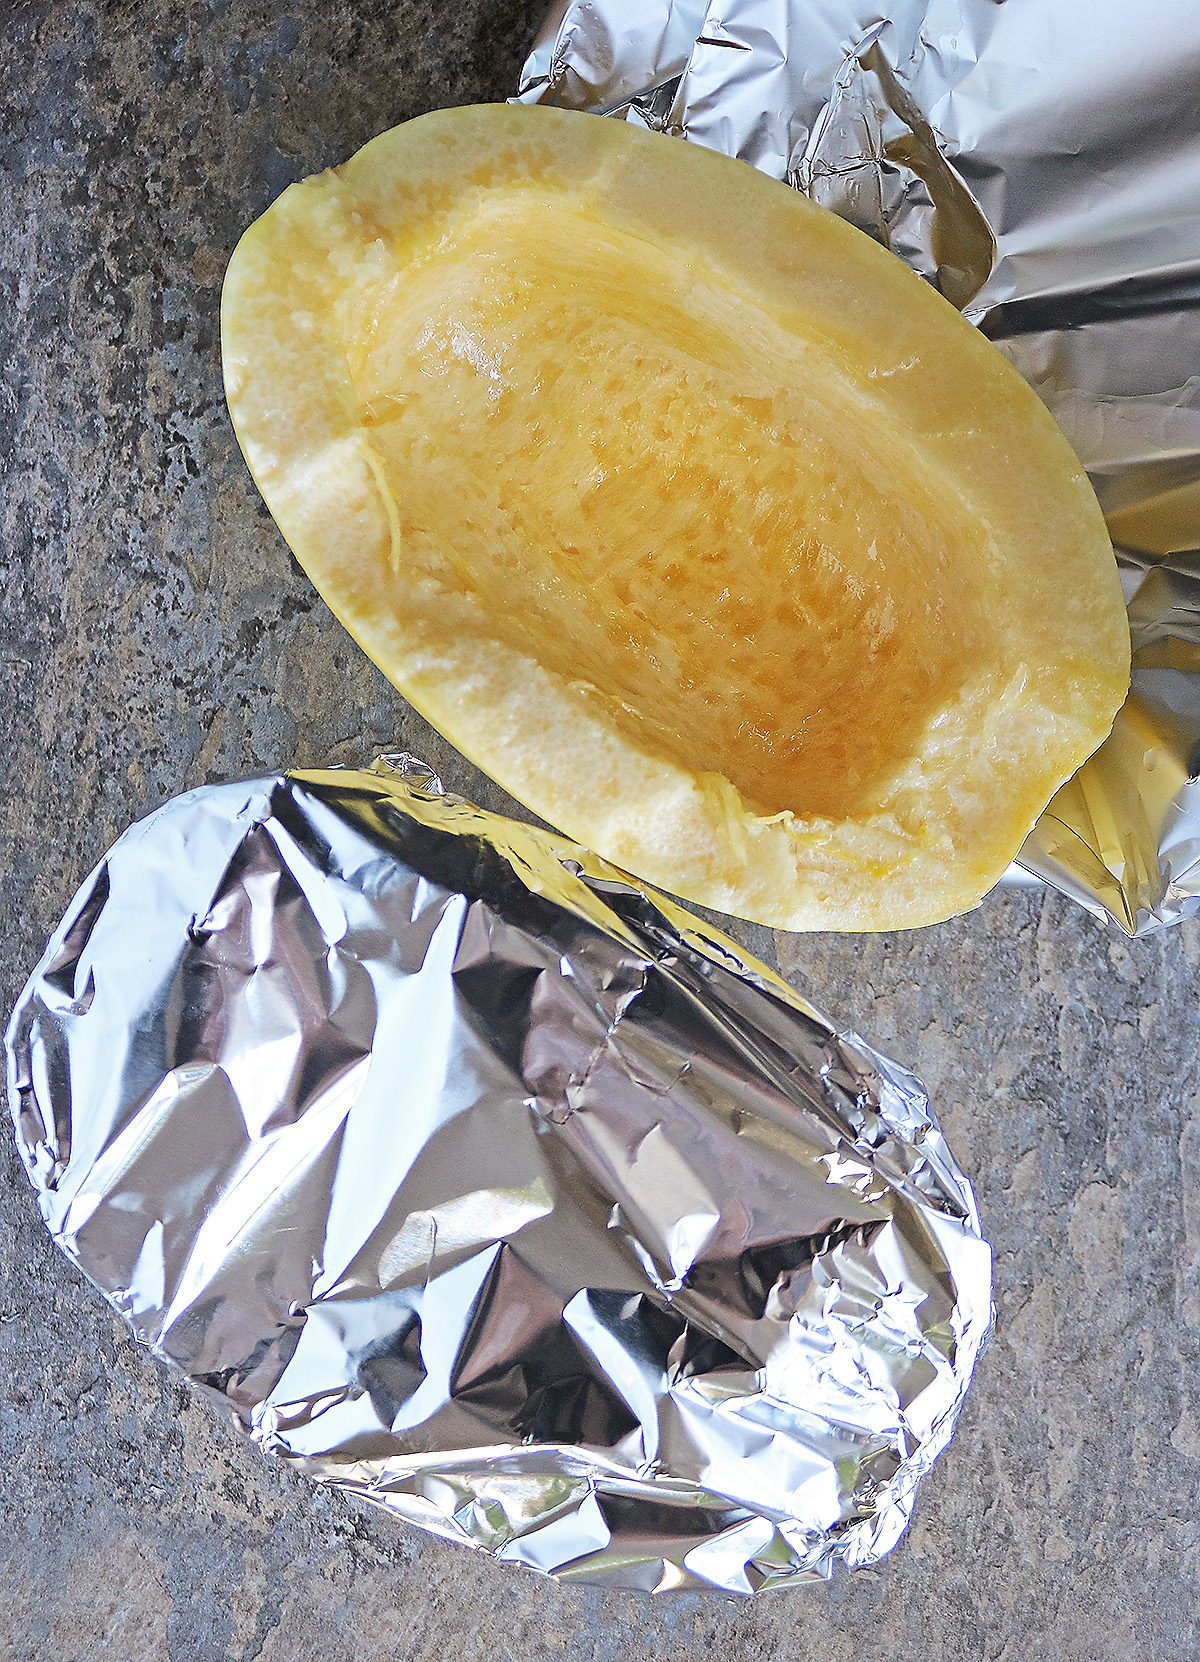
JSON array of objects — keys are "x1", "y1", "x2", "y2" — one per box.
[{"x1": 221, "y1": 104, "x2": 1129, "y2": 930}]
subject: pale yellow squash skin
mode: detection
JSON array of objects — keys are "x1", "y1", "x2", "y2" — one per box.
[{"x1": 221, "y1": 103, "x2": 1129, "y2": 930}]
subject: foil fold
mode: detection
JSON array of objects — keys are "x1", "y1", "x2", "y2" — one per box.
[
  {"x1": 6, "y1": 757, "x2": 991, "y2": 1592},
  {"x1": 518, "y1": 0, "x2": 1200, "y2": 935}
]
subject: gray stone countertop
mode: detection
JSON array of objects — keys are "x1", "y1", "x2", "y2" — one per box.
[{"x1": 2, "y1": 3, "x2": 1197, "y2": 1657}]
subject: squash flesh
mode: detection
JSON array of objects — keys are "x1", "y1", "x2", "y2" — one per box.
[
  {"x1": 349, "y1": 195, "x2": 994, "y2": 822},
  {"x1": 221, "y1": 105, "x2": 1130, "y2": 930}
]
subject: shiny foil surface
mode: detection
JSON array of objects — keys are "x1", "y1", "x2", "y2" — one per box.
[
  {"x1": 518, "y1": 0, "x2": 1200, "y2": 936},
  {"x1": 5, "y1": 756, "x2": 991, "y2": 1593}
]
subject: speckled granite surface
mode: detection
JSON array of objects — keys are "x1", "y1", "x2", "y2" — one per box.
[{"x1": 2, "y1": 3, "x2": 1198, "y2": 1657}]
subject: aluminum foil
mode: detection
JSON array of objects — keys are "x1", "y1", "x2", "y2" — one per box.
[
  {"x1": 6, "y1": 755, "x2": 991, "y2": 1593},
  {"x1": 518, "y1": 0, "x2": 1200, "y2": 935}
]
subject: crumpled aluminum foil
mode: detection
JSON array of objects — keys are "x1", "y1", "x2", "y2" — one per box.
[
  {"x1": 518, "y1": 0, "x2": 1200, "y2": 936},
  {"x1": 5, "y1": 755, "x2": 991, "y2": 1593}
]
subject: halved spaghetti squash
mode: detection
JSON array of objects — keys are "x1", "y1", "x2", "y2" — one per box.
[{"x1": 221, "y1": 103, "x2": 1129, "y2": 930}]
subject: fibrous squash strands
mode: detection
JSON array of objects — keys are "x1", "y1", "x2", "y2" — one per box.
[{"x1": 221, "y1": 104, "x2": 1129, "y2": 930}]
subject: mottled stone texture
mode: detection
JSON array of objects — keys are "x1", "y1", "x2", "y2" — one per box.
[{"x1": 1, "y1": 2, "x2": 1197, "y2": 1656}]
